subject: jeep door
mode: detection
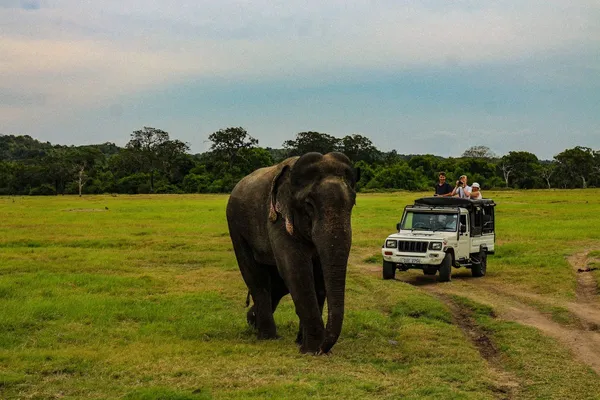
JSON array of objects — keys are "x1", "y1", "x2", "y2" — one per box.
[
  {"x1": 470, "y1": 206, "x2": 495, "y2": 253},
  {"x1": 456, "y1": 213, "x2": 471, "y2": 259}
]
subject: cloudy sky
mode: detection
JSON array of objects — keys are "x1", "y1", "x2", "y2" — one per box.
[{"x1": 1, "y1": 0, "x2": 599, "y2": 159}]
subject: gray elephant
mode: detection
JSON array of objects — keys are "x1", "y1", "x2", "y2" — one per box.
[{"x1": 226, "y1": 152, "x2": 357, "y2": 354}]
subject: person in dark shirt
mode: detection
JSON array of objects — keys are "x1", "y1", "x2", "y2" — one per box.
[{"x1": 434, "y1": 171, "x2": 453, "y2": 197}]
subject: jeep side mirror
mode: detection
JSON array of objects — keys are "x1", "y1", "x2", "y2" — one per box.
[
  {"x1": 460, "y1": 224, "x2": 467, "y2": 233},
  {"x1": 396, "y1": 223, "x2": 400, "y2": 231}
]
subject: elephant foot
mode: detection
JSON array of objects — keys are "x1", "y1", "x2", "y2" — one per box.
[
  {"x1": 299, "y1": 343, "x2": 321, "y2": 355},
  {"x1": 298, "y1": 334, "x2": 324, "y2": 355},
  {"x1": 256, "y1": 330, "x2": 279, "y2": 340}
]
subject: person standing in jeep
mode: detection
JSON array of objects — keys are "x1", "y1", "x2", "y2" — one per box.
[
  {"x1": 434, "y1": 172, "x2": 454, "y2": 197},
  {"x1": 451, "y1": 175, "x2": 472, "y2": 198}
]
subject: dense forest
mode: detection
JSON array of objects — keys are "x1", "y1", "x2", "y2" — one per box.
[{"x1": 1, "y1": 128, "x2": 599, "y2": 196}]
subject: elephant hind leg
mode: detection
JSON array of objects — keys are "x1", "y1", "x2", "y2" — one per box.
[
  {"x1": 247, "y1": 268, "x2": 288, "y2": 332},
  {"x1": 230, "y1": 234, "x2": 277, "y2": 339}
]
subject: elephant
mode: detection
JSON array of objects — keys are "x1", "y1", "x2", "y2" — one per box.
[{"x1": 226, "y1": 152, "x2": 357, "y2": 354}]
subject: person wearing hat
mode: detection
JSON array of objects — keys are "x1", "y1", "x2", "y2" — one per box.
[{"x1": 470, "y1": 182, "x2": 482, "y2": 199}]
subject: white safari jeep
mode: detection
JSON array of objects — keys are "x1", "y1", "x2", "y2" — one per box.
[{"x1": 381, "y1": 197, "x2": 496, "y2": 282}]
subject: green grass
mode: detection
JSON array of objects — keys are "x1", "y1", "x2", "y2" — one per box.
[{"x1": 0, "y1": 191, "x2": 599, "y2": 398}]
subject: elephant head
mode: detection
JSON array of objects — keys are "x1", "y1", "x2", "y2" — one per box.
[{"x1": 269, "y1": 152, "x2": 357, "y2": 353}]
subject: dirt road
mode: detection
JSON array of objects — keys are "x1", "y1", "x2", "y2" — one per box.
[{"x1": 393, "y1": 251, "x2": 600, "y2": 376}]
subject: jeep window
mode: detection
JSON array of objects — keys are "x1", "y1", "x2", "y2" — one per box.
[
  {"x1": 472, "y1": 207, "x2": 483, "y2": 236},
  {"x1": 401, "y1": 212, "x2": 458, "y2": 232},
  {"x1": 460, "y1": 214, "x2": 467, "y2": 232},
  {"x1": 482, "y1": 206, "x2": 495, "y2": 234}
]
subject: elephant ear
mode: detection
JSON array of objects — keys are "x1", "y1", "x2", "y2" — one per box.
[
  {"x1": 354, "y1": 166, "x2": 361, "y2": 189},
  {"x1": 269, "y1": 164, "x2": 291, "y2": 224}
]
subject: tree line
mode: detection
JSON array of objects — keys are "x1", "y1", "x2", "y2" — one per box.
[{"x1": 1, "y1": 128, "x2": 599, "y2": 196}]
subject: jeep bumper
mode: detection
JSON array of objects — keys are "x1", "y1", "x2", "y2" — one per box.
[{"x1": 381, "y1": 250, "x2": 445, "y2": 267}]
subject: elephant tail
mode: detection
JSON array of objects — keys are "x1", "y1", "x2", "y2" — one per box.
[{"x1": 245, "y1": 290, "x2": 251, "y2": 307}]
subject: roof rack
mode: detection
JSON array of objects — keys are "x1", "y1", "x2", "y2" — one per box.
[{"x1": 414, "y1": 197, "x2": 496, "y2": 208}]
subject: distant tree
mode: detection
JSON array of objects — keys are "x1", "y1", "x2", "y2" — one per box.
[
  {"x1": 462, "y1": 145, "x2": 496, "y2": 159},
  {"x1": 407, "y1": 154, "x2": 442, "y2": 182},
  {"x1": 208, "y1": 127, "x2": 258, "y2": 163},
  {"x1": 44, "y1": 148, "x2": 73, "y2": 194},
  {"x1": 499, "y1": 161, "x2": 512, "y2": 188},
  {"x1": 0, "y1": 134, "x2": 53, "y2": 161},
  {"x1": 265, "y1": 147, "x2": 288, "y2": 164},
  {"x1": 499, "y1": 151, "x2": 540, "y2": 188},
  {"x1": 537, "y1": 162, "x2": 556, "y2": 189},
  {"x1": 380, "y1": 150, "x2": 407, "y2": 166},
  {"x1": 283, "y1": 131, "x2": 339, "y2": 156},
  {"x1": 353, "y1": 160, "x2": 375, "y2": 191},
  {"x1": 126, "y1": 127, "x2": 189, "y2": 192},
  {"x1": 339, "y1": 134, "x2": 380, "y2": 163},
  {"x1": 236, "y1": 147, "x2": 274, "y2": 176},
  {"x1": 366, "y1": 162, "x2": 429, "y2": 191},
  {"x1": 554, "y1": 146, "x2": 596, "y2": 188},
  {"x1": 67, "y1": 147, "x2": 104, "y2": 196}
]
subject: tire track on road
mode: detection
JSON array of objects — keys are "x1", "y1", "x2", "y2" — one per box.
[
  {"x1": 393, "y1": 250, "x2": 600, "y2": 375},
  {"x1": 436, "y1": 293, "x2": 520, "y2": 400}
]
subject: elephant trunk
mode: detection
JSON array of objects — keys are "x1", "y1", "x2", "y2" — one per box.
[{"x1": 314, "y1": 218, "x2": 352, "y2": 354}]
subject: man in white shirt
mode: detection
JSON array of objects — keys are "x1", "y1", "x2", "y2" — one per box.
[{"x1": 452, "y1": 175, "x2": 472, "y2": 198}]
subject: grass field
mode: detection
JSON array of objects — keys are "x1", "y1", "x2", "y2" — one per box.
[{"x1": 1, "y1": 190, "x2": 600, "y2": 399}]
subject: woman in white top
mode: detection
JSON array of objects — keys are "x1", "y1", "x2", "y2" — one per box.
[{"x1": 470, "y1": 182, "x2": 482, "y2": 199}]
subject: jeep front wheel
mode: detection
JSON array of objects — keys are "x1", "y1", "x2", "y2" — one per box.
[
  {"x1": 382, "y1": 261, "x2": 396, "y2": 280},
  {"x1": 471, "y1": 250, "x2": 487, "y2": 277},
  {"x1": 438, "y1": 253, "x2": 452, "y2": 282}
]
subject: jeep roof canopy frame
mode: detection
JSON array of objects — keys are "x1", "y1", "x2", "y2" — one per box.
[
  {"x1": 415, "y1": 197, "x2": 496, "y2": 237},
  {"x1": 414, "y1": 197, "x2": 496, "y2": 210}
]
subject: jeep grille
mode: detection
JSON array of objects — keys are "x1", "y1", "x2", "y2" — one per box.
[{"x1": 398, "y1": 241, "x2": 428, "y2": 253}]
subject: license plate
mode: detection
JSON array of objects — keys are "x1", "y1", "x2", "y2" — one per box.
[{"x1": 401, "y1": 258, "x2": 421, "y2": 264}]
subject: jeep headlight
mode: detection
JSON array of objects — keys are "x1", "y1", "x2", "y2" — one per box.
[
  {"x1": 385, "y1": 239, "x2": 397, "y2": 248},
  {"x1": 429, "y1": 242, "x2": 443, "y2": 250}
]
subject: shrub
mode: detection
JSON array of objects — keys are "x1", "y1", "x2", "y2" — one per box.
[{"x1": 29, "y1": 184, "x2": 56, "y2": 196}]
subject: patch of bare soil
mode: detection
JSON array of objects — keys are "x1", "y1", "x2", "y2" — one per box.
[
  {"x1": 421, "y1": 281, "x2": 600, "y2": 375},
  {"x1": 569, "y1": 251, "x2": 599, "y2": 303},
  {"x1": 437, "y1": 293, "x2": 520, "y2": 399},
  {"x1": 64, "y1": 208, "x2": 108, "y2": 212},
  {"x1": 465, "y1": 280, "x2": 600, "y2": 332},
  {"x1": 357, "y1": 251, "x2": 600, "y2": 374},
  {"x1": 387, "y1": 251, "x2": 600, "y2": 375}
]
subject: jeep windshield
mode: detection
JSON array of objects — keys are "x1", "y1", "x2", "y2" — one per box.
[{"x1": 401, "y1": 211, "x2": 458, "y2": 232}]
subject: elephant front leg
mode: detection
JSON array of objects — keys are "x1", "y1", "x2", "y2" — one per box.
[
  {"x1": 277, "y1": 258, "x2": 325, "y2": 353},
  {"x1": 295, "y1": 262, "x2": 326, "y2": 349}
]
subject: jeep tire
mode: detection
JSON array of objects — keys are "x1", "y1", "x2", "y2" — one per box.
[
  {"x1": 438, "y1": 253, "x2": 452, "y2": 282},
  {"x1": 471, "y1": 250, "x2": 487, "y2": 277},
  {"x1": 383, "y1": 261, "x2": 396, "y2": 280}
]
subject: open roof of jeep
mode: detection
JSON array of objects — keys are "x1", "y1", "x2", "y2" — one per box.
[{"x1": 414, "y1": 197, "x2": 496, "y2": 209}]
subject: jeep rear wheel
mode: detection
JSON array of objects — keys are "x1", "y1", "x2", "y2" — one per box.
[
  {"x1": 383, "y1": 261, "x2": 396, "y2": 280},
  {"x1": 471, "y1": 250, "x2": 487, "y2": 277},
  {"x1": 438, "y1": 253, "x2": 452, "y2": 282}
]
